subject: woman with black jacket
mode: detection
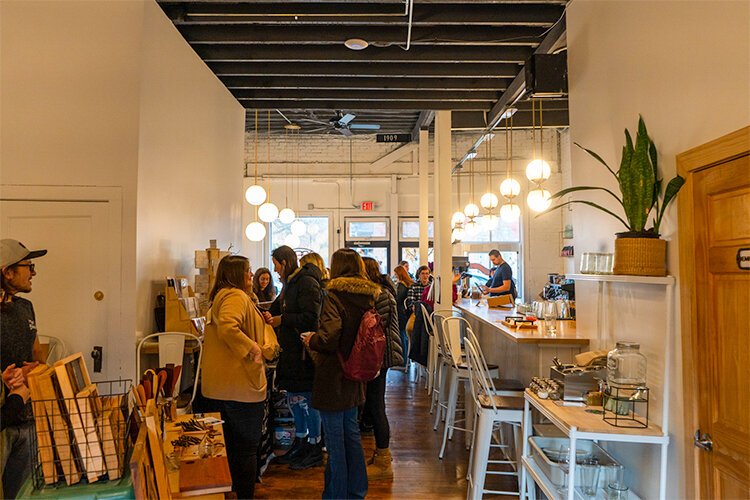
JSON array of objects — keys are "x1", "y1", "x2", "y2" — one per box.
[
  {"x1": 269, "y1": 245, "x2": 324, "y2": 470},
  {"x1": 361, "y1": 257, "x2": 403, "y2": 481},
  {"x1": 393, "y1": 265, "x2": 413, "y2": 365}
]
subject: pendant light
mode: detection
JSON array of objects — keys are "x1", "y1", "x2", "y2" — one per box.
[
  {"x1": 258, "y1": 111, "x2": 279, "y2": 223},
  {"x1": 278, "y1": 123, "x2": 298, "y2": 225},
  {"x1": 526, "y1": 99, "x2": 552, "y2": 212},
  {"x1": 500, "y1": 114, "x2": 521, "y2": 222},
  {"x1": 451, "y1": 168, "x2": 465, "y2": 242},
  {"x1": 463, "y1": 155, "x2": 480, "y2": 219},
  {"x1": 291, "y1": 219, "x2": 306, "y2": 236},
  {"x1": 480, "y1": 133, "x2": 499, "y2": 210},
  {"x1": 246, "y1": 111, "x2": 267, "y2": 241},
  {"x1": 245, "y1": 110, "x2": 267, "y2": 206}
]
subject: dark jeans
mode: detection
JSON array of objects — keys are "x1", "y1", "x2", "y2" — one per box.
[
  {"x1": 213, "y1": 399, "x2": 265, "y2": 499},
  {"x1": 363, "y1": 368, "x2": 390, "y2": 449},
  {"x1": 1, "y1": 421, "x2": 33, "y2": 498},
  {"x1": 319, "y1": 407, "x2": 368, "y2": 499}
]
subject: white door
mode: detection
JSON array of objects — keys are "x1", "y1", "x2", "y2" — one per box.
[{"x1": 1, "y1": 199, "x2": 120, "y2": 381}]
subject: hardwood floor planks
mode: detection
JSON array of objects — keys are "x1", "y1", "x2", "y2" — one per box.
[{"x1": 256, "y1": 369, "x2": 518, "y2": 499}]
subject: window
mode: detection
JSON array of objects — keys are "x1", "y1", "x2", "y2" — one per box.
[
  {"x1": 351, "y1": 247, "x2": 389, "y2": 273},
  {"x1": 270, "y1": 216, "x2": 330, "y2": 265},
  {"x1": 346, "y1": 218, "x2": 389, "y2": 240},
  {"x1": 467, "y1": 251, "x2": 520, "y2": 295},
  {"x1": 399, "y1": 219, "x2": 434, "y2": 240},
  {"x1": 397, "y1": 218, "x2": 434, "y2": 275},
  {"x1": 462, "y1": 218, "x2": 520, "y2": 243}
]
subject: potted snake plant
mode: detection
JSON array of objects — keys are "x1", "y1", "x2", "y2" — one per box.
[{"x1": 543, "y1": 116, "x2": 685, "y2": 276}]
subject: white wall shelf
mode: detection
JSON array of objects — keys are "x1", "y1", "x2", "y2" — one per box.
[
  {"x1": 566, "y1": 274, "x2": 675, "y2": 286},
  {"x1": 522, "y1": 275, "x2": 675, "y2": 500}
]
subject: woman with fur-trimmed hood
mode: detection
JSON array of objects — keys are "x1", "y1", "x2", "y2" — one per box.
[{"x1": 302, "y1": 248, "x2": 380, "y2": 500}]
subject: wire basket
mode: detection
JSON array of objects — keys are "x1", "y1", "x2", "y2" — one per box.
[{"x1": 29, "y1": 379, "x2": 132, "y2": 490}]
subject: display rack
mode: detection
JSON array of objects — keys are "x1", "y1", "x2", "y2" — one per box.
[{"x1": 521, "y1": 274, "x2": 674, "y2": 500}]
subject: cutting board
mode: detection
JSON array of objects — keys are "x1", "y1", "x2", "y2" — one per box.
[{"x1": 178, "y1": 457, "x2": 232, "y2": 495}]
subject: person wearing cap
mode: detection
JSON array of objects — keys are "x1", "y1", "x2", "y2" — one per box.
[{"x1": 0, "y1": 238, "x2": 47, "y2": 498}]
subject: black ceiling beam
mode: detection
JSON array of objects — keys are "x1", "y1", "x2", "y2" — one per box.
[
  {"x1": 194, "y1": 44, "x2": 534, "y2": 63},
  {"x1": 206, "y1": 61, "x2": 522, "y2": 78},
  {"x1": 239, "y1": 100, "x2": 494, "y2": 110},
  {"x1": 161, "y1": 3, "x2": 563, "y2": 26},
  {"x1": 221, "y1": 76, "x2": 510, "y2": 90},
  {"x1": 231, "y1": 89, "x2": 500, "y2": 101},
  {"x1": 178, "y1": 25, "x2": 546, "y2": 45}
]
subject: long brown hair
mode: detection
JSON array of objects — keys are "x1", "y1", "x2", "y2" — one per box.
[
  {"x1": 362, "y1": 256, "x2": 395, "y2": 293},
  {"x1": 393, "y1": 265, "x2": 414, "y2": 287},
  {"x1": 209, "y1": 255, "x2": 249, "y2": 302},
  {"x1": 271, "y1": 245, "x2": 298, "y2": 283},
  {"x1": 330, "y1": 248, "x2": 367, "y2": 280}
]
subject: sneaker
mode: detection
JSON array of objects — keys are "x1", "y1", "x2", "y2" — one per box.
[
  {"x1": 276, "y1": 436, "x2": 306, "y2": 464},
  {"x1": 289, "y1": 443, "x2": 324, "y2": 470}
]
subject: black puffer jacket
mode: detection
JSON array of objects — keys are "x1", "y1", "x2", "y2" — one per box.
[
  {"x1": 374, "y1": 286, "x2": 404, "y2": 369},
  {"x1": 396, "y1": 282, "x2": 409, "y2": 332},
  {"x1": 269, "y1": 263, "x2": 323, "y2": 392}
]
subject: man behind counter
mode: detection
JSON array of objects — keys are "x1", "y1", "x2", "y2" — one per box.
[
  {"x1": 481, "y1": 249, "x2": 517, "y2": 299},
  {"x1": 1, "y1": 238, "x2": 47, "y2": 498}
]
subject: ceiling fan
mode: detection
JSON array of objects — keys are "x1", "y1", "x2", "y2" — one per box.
[{"x1": 298, "y1": 111, "x2": 381, "y2": 137}]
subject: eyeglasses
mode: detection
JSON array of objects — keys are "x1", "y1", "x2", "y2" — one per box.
[{"x1": 14, "y1": 263, "x2": 35, "y2": 272}]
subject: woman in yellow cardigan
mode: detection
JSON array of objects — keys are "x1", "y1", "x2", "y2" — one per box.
[{"x1": 201, "y1": 255, "x2": 279, "y2": 499}]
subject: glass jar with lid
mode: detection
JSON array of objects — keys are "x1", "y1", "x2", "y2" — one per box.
[{"x1": 607, "y1": 341, "x2": 647, "y2": 388}]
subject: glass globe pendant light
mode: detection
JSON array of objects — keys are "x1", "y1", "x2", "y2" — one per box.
[
  {"x1": 291, "y1": 219, "x2": 306, "y2": 236},
  {"x1": 525, "y1": 159, "x2": 551, "y2": 183},
  {"x1": 278, "y1": 208, "x2": 296, "y2": 225},
  {"x1": 463, "y1": 202, "x2": 480, "y2": 219},
  {"x1": 499, "y1": 178, "x2": 521, "y2": 198},
  {"x1": 464, "y1": 217, "x2": 480, "y2": 235},
  {"x1": 451, "y1": 211, "x2": 466, "y2": 228},
  {"x1": 482, "y1": 213, "x2": 500, "y2": 230},
  {"x1": 480, "y1": 192, "x2": 498, "y2": 210},
  {"x1": 284, "y1": 234, "x2": 301, "y2": 248},
  {"x1": 527, "y1": 188, "x2": 552, "y2": 212},
  {"x1": 498, "y1": 113, "x2": 521, "y2": 222},
  {"x1": 500, "y1": 203, "x2": 521, "y2": 221},
  {"x1": 245, "y1": 221, "x2": 266, "y2": 242},
  {"x1": 258, "y1": 202, "x2": 279, "y2": 223}
]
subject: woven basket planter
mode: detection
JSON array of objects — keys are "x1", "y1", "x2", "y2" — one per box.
[{"x1": 613, "y1": 236, "x2": 667, "y2": 276}]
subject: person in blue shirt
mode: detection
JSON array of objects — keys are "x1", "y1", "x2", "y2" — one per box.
[{"x1": 481, "y1": 249, "x2": 516, "y2": 299}]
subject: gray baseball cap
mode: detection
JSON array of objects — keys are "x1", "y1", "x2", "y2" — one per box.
[{"x1": 1, "y1": 239, "x2": 48, "y2": 268}]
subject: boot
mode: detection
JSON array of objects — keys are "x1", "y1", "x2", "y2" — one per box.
[
  {"x1": 366, "y1": 448, "x2": 393, "y2": 481},
  {"x1": 276, "y1": 436, "x2": 306, "y2": 464}
]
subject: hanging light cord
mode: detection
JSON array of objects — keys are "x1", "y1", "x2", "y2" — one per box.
[{"x1": 267, "y1": 110, "x2": 271, "y2": 197}]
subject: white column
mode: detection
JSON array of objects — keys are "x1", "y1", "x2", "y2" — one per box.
[
  {"x1": 434, "y1": 111, "x2": 453, "y2": 310},
  {"x1": 419, "y1": 129, "x2": 430, "y2": 266},
  {"x1": 389, "y1": 174, "x2": 399, "y2": 272}
]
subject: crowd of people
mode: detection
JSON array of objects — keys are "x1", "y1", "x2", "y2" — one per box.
[{"x1": 0, "y1": 236, "x2": 515, "y2": 499}]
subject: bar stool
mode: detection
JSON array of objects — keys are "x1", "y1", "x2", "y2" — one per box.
[
  {"x1": 463, "y1": 337, "x2": 525, "y2": 499},
  {"x1": 422, "y1": 306, "x2": 453, "y2": 414},
  {"x1": 437, "y1": 316, "x2": 500, "y2": 459}
]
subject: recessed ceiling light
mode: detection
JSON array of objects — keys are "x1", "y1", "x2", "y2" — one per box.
[{"x1": 344, "y1": 38, "x2": 369, "y2": 50}]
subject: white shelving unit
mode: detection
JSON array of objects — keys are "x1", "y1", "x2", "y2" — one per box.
[{"x1": 521, "y1": 274, "x2": 675, "y2": 500}]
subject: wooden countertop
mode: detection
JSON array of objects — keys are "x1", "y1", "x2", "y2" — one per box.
[{"x1": 454, "y1": 298, "x2": 590, "y2": 345}]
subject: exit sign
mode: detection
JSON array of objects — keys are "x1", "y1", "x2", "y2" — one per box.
[
  {"x1": 376, "y1": 133, "x2": 412, "y2": 143},
  {"x1": 361, "y1": 201, "x2": 374, "y2": 211}
]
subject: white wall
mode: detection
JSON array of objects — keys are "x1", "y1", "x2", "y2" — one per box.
[
  {"x1": 1, "y1": 0, "x2": 246, "y2": 378},
  {"x1": 241, "y1": 129, "x2": 567, "y2": 301},
  {"x1": 567, "y1": 1, "x2": 750, "y2": 497},
  {"x1": 135, "y1": 1, "x2": 245, "y2": 339}
]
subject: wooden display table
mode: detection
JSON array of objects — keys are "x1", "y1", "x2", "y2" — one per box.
[{"x1": 164, "y1": 413, "x2": 231, "y2": 499}]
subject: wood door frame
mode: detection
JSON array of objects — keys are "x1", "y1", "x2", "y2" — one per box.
[
  {"x1": 0, "y1": 184, "x2": 125, "y2": 379},
  {"x1": 676, "y1": 126, "x2": 750, "y2": 498}
]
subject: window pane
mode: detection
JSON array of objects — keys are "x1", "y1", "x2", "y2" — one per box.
[
  {"x1": 348, "y1": 221, "x2": 387, "y2": 239},
  {"x1": 466, "y1": 251, "x2": 520, "y2": 297},
  {"x1": 400, "y1": 247, "x2": 434, "y2": 277},
  {"x1": 350, "y1": 247, "x2": 388, "y2": 273},
  {"x1": 270, "y1": 216, "x2": 330, "y2": 266},
  {"x1": 461, "y1": 216, "x2": 520, "y2": 243},
  {"x1": 400, "y1": 220, "x2": 434, "y2": 239}
]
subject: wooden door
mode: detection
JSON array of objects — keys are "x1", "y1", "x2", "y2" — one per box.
[
  {"x1": 679, "y1": 127, "x2": 750, "y2": 499},
  {"x1": 0, "y1": 199, "x2": 119, "y2": 380}
]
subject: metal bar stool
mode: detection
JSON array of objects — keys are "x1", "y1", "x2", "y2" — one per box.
[
  {"x1": 436, "y1": 315, "x2": 500, "y2": 459},
  {"x1": 423, "y1": 306, "x2": 454, "y2": 414},
  {"x1": 464, "y1": 337, "x2": 525, "y2": 499}
]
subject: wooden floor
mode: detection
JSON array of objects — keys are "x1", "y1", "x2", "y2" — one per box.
[{"x1": 256, "y1": 369, "x2": 519, "y2": 499}]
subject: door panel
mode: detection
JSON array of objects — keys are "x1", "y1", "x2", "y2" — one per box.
[
  {"x1": 1, "y1": 200, "x2": 114, "y2": 379},
  {"x1": 693, "y1": 155, "x2": 750, "y2": 497}
]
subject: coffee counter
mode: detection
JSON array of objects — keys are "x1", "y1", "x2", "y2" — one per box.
[{"x1": 453, "y1": 298, "x2": 591, "y2": 384}]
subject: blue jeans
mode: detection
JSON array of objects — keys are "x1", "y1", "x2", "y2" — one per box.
[
  {"x1": 319, "y1": 407, "x2": 368, "y2": 499},
  {"x1": 288, "y1": 391, "x2": 321, "y2": 440}
]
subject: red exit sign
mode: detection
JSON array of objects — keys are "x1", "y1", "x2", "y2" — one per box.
[{"x1": 361, "y1": 201, "x2": 374, "y2": 211}]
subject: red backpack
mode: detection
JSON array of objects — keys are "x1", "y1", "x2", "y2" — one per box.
[{"x1": 338, "y1": 308, "x2": 386, "y2": 382}]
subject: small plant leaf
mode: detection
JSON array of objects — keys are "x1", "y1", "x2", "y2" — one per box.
[
  {"x1": 538, "y1": 200, "x2": 630, "y2": 229},
  {"x1": 548, "y1": 186, "x2": 625, "y2": 208},
  {"x1": 654, "y1": 175, "x2": 686, "y2": 232},
  {"x1": 574, "y1": 142, "x2": 618, "y2": 179}
]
